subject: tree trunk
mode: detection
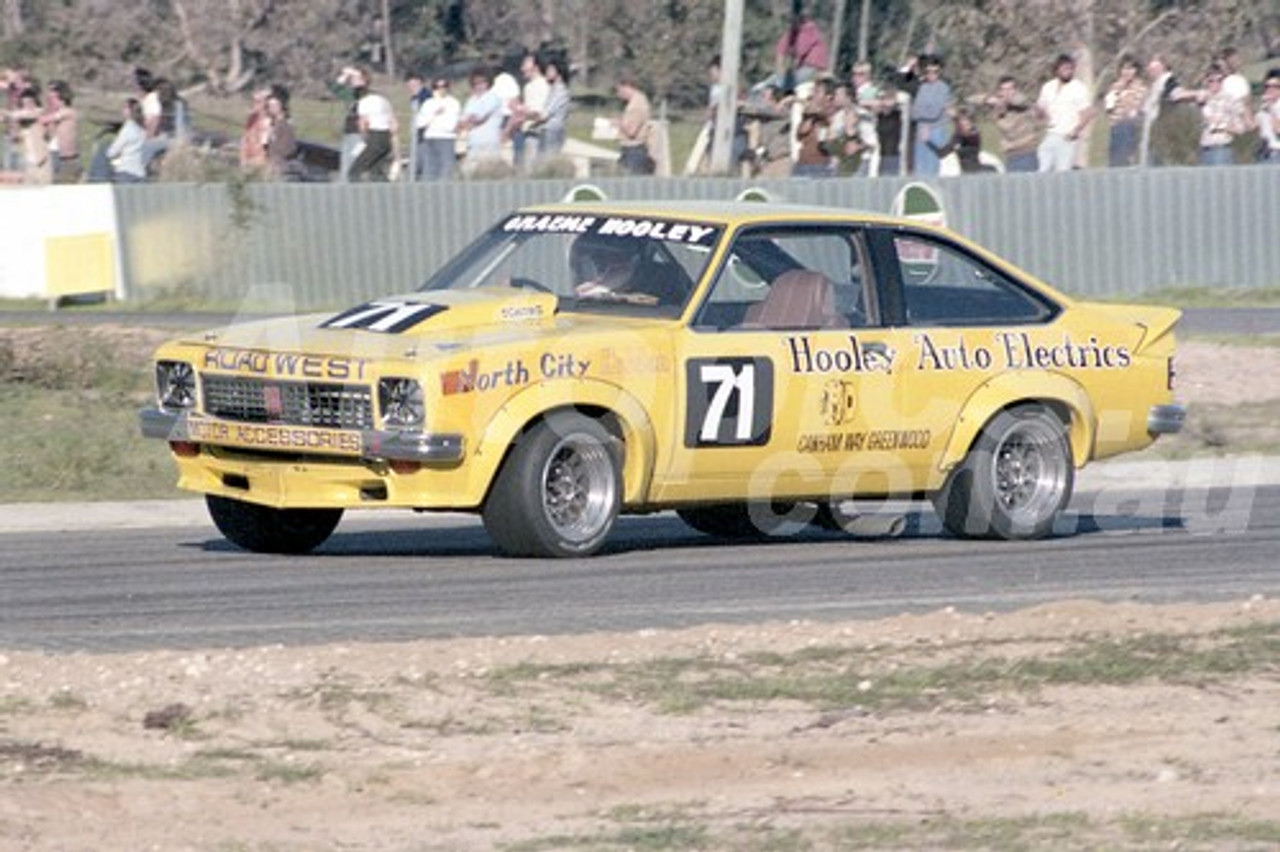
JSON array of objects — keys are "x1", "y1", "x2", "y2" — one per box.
[
  {"x1": 2, "y1": 0, "x2": 23, "y2": 38},
  {"x1": 380, "y1": 0, "x2": 395, "y2": 78}
]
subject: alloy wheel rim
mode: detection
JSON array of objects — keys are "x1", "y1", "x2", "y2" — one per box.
[{"x1": 541, "y1": 434, "x2": 615, "y2": 543}]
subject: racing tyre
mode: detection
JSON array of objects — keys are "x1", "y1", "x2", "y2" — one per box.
[
  {"x1": 932, "y1": 405, "x2": 1073, "y2": 540},
  {"x1": 483, "y1": 412, "x2": 621, "y2": 557},
  {"x1": 206, "y1": 495, "x2": 343, "y2": 554}
]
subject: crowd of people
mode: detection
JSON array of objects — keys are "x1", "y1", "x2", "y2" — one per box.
[
  {"x1": 4, "y1": 23, "x2": 1278, "y2": 187},
  {"x1": 2, "y1": 65, "x2": 193, "y2": 185},
  {"x1": 727, "y1": 15, "x2": 1280, "y2": 179},
  {"x1": 316, "y1": 45, "x2": 575, "y2": 183}
]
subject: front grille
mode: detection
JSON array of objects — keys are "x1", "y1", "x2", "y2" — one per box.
[{"x1": 202, "y1": 375, "x2": 373, "y2": 430}]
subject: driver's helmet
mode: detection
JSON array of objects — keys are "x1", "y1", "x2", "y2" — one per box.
[{"x1": 570, "y1": 232, "x2": 641, "y2": 296}]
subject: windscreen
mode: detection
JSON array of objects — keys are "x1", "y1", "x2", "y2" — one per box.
[{"x1": 420, "y1": 212, "x2": 723, "y2": 319}]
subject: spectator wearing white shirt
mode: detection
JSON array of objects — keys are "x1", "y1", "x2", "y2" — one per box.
[
  {"x1": 416, "y1": 77, "x2": 461, "y2": 180},
  {"x1": 513, "y1": 51, "x2": 550, "y2": 170},
  {"x1": 1036, "y1": 54, "x2": 1095, "y2": 172},
  {"x1": 458, "y1": 66, "x2": 505, "y2": 173},
  {"x1": 1219, "y1": 48, "x2": 1251, "y2": 106},
  {"x1": 347, "y1": 68, "x2": 398, "y2": 181}
]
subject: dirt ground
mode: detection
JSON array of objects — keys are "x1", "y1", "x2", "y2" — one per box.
[
  {"x1": 2, "y1": 329, "x2": 1280, "y2": 850},
  {"x1": 2, "y1": 601, "x2": 1280, "y2": 851}
]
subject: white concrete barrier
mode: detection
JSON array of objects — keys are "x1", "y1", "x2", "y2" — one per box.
[{"x1": 0, "y1": 185, "x2": 122, "y2": 304}]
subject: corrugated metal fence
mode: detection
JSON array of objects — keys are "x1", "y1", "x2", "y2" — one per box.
[{"x1": 111, "y1": 165, "x2": 1280, "y2": 310}]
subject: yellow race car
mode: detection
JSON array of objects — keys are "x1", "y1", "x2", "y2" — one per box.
[{"x1": 140, "y1": 201, "x2": 1184, "y2": 557}]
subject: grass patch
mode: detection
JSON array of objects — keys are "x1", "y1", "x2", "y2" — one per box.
[
  {"x1": 484, "y1": 622, "x2": 1280, "y2": 716},
  {"x1": 507, "y1": 810, "x2": 1280, "y2": 851},
  {"x1": 0, "y1": 384, "x2": 178, "y2": 502},
  {"x1": 1119, "y1": 286, "x2": 1280, "y2": 308}
]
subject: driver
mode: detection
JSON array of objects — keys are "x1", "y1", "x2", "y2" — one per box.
[{"x1": 570, "y1": 232, "x2": 643, "y2": 299}]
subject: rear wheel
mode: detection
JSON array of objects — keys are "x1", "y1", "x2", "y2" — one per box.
[
  {"x1": 206, "y1": 495, "x2": 343, "y2": 554},
  {"x1": 482, "y1": 412, "x2": 621, "y2": 557},
  {"x1": 932, "y1": 405, "x2": 1073, "y2": 540}
]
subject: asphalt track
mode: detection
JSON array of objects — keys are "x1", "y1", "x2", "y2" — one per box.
[{"x1": 2, "y1": 458, "x2": 1278, "y2": 653}]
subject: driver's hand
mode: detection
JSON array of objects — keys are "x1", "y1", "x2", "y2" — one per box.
[{"x1": 575, "y1": 281, "x2": 612, "y2": 298}]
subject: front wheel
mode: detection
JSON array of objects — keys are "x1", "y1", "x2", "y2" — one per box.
[
  {"x1": 206, "y1": 495, "x2": 343, "y2": 554},
  {"x1": 482, "y1": 412, "x2": 621, "y2": 557},
  {"x1": 932, "y1": 405, "x2": 1073, "y2": 540}
]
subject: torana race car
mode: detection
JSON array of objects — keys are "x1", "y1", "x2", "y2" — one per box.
[{"x1": 141, "y1": 200, "x2": 1185, "y2": 557}]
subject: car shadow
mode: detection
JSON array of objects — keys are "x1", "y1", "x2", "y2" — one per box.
[{"x1": 189, "y1": 507, "x2": 1185, "y2": 558}]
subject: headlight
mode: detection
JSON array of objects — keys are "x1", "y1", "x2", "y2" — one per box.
[
  {"x1": 156, "y1": 360, "x2": 197, "y2": 409},
  {"x1": 379, "y1": 377, "x2": 425, "y2": 428}
]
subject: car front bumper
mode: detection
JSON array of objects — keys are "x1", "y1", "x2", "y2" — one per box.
[{"x1": 139, "y1": 408, "x2": 466, "y2": 465}]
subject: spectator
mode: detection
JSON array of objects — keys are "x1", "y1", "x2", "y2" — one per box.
[
  {"x1": 513, "y1": 50, "x2": 550, "y2": 169},
  {"x1": 930, "y1": 108, "x2": 992, "y2": 174},
  {"x1": 977, "y1": 75, "x2": 1041, "y2": 173},
  {"x1": 849, "y1": 62, "x2": 881, "y2": 173},
  {"x1": 792, "y1": 76, "x2": 834, "y2": 178},
  {"x1": 1219, "y1": 48, "x2": 1251, "y2": 106},
  {"x1": 906, "y1": 54, "x2": 952, "y2": 175},
  {"x1": 347, "y1": 68, "x2": 398, "y2": 181},
  {"x1": 2, "y1": 67, "x2": 32, "y2": 171},
  {"x1": 1191, "y1": 63, "x2": 1252, "y2": 165},
  {"x1": 1104, "y1": 56, "x2": 1147, "y2": 167},
  {"x1": 539, "y1": 54, "x2": 571, "y2": 157},
  {"x1": 416, "y1": 76, "x2": 460, "y2": 181},
  {"x1": 41, "y1": 80, "x2": 80, "y2": 184},
  {"x1": 1036, "y1": 53, "x2": 1094, "y2": 172},
  {"x1": 1258, "y1": 69, "x2": 1280, "y2": 163},
  {"x1": 10, "y1": 87, "x2": 50, "y2": 184},
  {"x1": 264, "y1": 87, "x2": 297, "y2": 180},
  {"x1": 493, "y1": 51, "x2": 523, "y2": 149},
  {"x1": 134, "y1": 68, "x2": 176, "y2": 171},
  {"x1": 457, "y1": 66, "x2": 506, "y2": 173},
  {"x1": 870, "y1": 80, "x2": 908, "y2": 177},
  {"x1": 105, "y1": 98, "x2": 147, "y2": 183},
  {"x1": 239, "y1": 87, "x2": 271, "y2": 171},
  {"x1": 827, "y1": 82, "x2": 860, "y2": 174},
  {"x1": 613, "y1": 75, "x2": 654, "y2": 175},
  {"x1": 1139, "y1": 55, "x2": 1188, "y2": 167},
  {"x1": 743, "y1": 84, "x2": 793, "y2": 178},
  {"x1": 405, "y1": 73, "x2": 430, "y2": 180},
  {"x1": 773, "y1": 9, "x2": 829, "y2": 92},
  {"x1": 332, "y1": 65, "x2": 370, "y2": 181}
]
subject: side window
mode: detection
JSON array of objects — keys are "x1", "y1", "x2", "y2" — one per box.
[
  {"x1": 893, "y1": 234, "x2": 1054, "y2": 326},
  {"x1": 695, "y1": 229, "x2": 872, "y2": 331}
]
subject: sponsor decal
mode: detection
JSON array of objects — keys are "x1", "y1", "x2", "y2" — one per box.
[
  {"x1": 797, "y1": 429, "x2": 932, "y2": 454},
  {"x1": 503, "y1": 214, "x2": 598, "y2": 234},
  {"x1": 914, "y1": 332, "x2": 1132, "y2": 372},
  {"x1": 501, "y1": 213, "x2": 719, "y2": 247},
  {"x1": 187, "y1": 418, "x2": 362, "y2": 455},
  {"x1": 322, "y1": 300, "x2": 447, "y2": 333},
  {"x1": 820, "y1": 379, "x2": 857, "y2": 427},
  {"x1": 785, "y1": 335, "x2": 896, "y2": 374},
  {"x1": 595, "y1": 348, "x2": 673, "y2": 377},
  {"x1": 595, "y1": 218, "x2": 718, "y2": 246},
  {"x1": 498, "y1": 304, "x2": 545, "y2": 322},
  {"x1": 439, "y1": 351, "x2": 590, "y2": 395},
  {"x1": 202, "y1": 348, "x2": 371, "y2": 381}
]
